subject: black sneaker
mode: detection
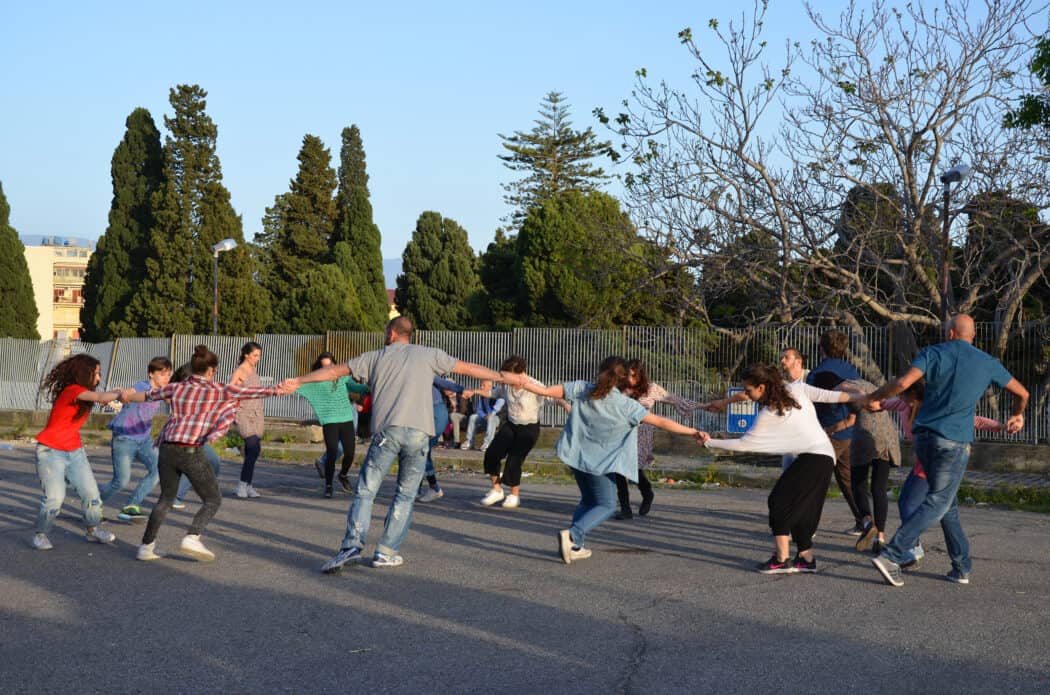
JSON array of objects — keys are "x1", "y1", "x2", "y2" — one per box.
[
  {"x1": 638, "y1": 492, "x2": 654, "y2": 516},
  {"x1": 847, "y1": 523, "x2": 865, "y2": 536},
  {"x1": 323, "y1": 485, "x2": 333, "y2": 499},
  {"x1": 338, "y1": 474, "x2": 353, "y2": 494},
  {"x1": 792, "y1": 555, "x2": 817, "y2": 573},
  {"x1": 757, "y1": 554, "x2": 796, "y2": 574},
  {"x1": 614, "y1": 507, "x2": 633, "y2": 520},
  {"x1": 871, "y1": 540, "x2": 885, "y2": 556}
]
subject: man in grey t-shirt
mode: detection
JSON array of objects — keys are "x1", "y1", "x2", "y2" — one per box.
[{"x1": 284, "y1": 316, "x2": 511, "y2": 573}]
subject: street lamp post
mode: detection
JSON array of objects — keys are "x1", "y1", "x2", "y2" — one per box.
[
  {"x1": 211, "y1": 238, "x2": 238, "y2": 335},
  {"x1": 938, "y1": 164, "x2": 971, "y2": 323}
]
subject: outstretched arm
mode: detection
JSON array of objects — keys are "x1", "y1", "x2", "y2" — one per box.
[
  {"x1": 450, "y1": 360, "x2": 508, "y2": 385},
  {"x1": 77, "y1": 389, "x2": 122, "y2": 405},
  {"x1": 866, "y1": 367, "x2": 924, "y2": 403},
  {"x1": 641, "y1": 413, "x2": 699, "y2": 437},
  {"x1": 518, "y1": 380, "x2": 564, "y2": 399},
  {"x1": 282, "y1": 363, "x2": 350, "y2": 391}
]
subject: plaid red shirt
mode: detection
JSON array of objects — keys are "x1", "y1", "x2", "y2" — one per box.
[{"x1": 147, "y1": 376, "x2": 276, "y2": 445}]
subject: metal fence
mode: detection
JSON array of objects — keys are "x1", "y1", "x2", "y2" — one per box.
[{"x1": 3, "y1": 324, "x2": 1047, "y2": 442}]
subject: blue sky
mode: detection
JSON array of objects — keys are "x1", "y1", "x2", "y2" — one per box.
[{"x1": 1, "y1": 1, "x2": 831, "y2": 260}]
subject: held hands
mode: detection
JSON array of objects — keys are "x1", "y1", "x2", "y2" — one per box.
[
  {"x1": 693, "y1": 430, "x2": 711, "y2": 445},
  {"x1": 278, "y1": 377, "x2": 301, "y2": 394},
  {"x1": 699, "y1": 399, "x2": 726, "y2": 413},
  {"x1": 1005, "y1": 414, "x2": 1024, "y2": 434}
]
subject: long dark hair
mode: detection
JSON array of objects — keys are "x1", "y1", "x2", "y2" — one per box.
[
  {"x1": 591, "y1": 356, "x2": 629, "y2": 400},
  {"x1": 311, "y1": 352, "x2": 337, "y2": 371},
  {"x1": 239, "y1": 341, "x2": 263, "y2": 364},
  {"x1": 741, "y1": 363, "x2": 799, "y2": 416},
  {"x1": 41, "y1": 353, "x2": 100, "y2": 418},
  {"x1": 172, "y1": 362, "x2": 192, "y2": 383},
  {"x1": 625, "y1": 358, "x2": 650, "y2": 400}
]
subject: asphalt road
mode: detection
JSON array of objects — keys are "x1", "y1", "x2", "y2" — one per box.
[{"x1": 2, "y1": 444, "x2": 1048, "y2": 694}]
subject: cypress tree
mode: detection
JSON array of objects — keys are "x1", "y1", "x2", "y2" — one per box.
[
  {"x1": 129, "y1": 85, "x2": 268, "y2": 336},
  {"x1": 0, "y1": 182, "x2": 40, "y2": 340},
  {"x1": 331, "y1": 125, "x2": 388, "y2": 331},
  {"x1": 469, "y1": 228, "x2": 523, "y2": 330},
  {"x1": 261, "y1": 134, "x2": 344, "y2": 333},
  {"x1": 394, "y1": 211, "x2": 479, "y2": 330},
  {"x1": 81, "y1": 108, "x2": 164, "y2": 341},
  {"x1": 499, "y1": 91, "x2": 612, "y2": 224}
]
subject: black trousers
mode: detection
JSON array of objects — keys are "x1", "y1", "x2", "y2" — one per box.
[
  {"x1": 852, "y1": 458, "x2": 891, "y2": 532},
  {"x1": 483, "y1": 421, "x2": 540, "y2": 488},
  {"x1": 322, "y1": 420, "x2": 356, "y2": 485},
  {"x1": 614, "y1": 471, "x2": 653, "y2": 509},
  {"x1": 768, "y1": 453, "x2": 834, "y2": 552},
  {"x1": 143, "y1": 443, "x2": 222, "y2": 544}
]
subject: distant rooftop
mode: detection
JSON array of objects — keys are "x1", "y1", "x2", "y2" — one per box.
[{"x1": 20, "y1": 234, "x2": 95, "y2": 249}]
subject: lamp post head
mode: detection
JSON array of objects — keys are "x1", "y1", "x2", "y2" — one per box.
[
  {"x1": 212, "y1": 238, "x2": 237, "y2": 255},
  {"x1": 939, "y1": 164, "x2": 971, "y2": 185}
]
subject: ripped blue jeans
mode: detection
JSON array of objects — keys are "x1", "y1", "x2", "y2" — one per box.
[
  {"x1": 35, "y1": 444, "x2": 102, "y2": 533},
  {"x1": 338, "y1": 426, "x2": 429, "y2": 556}
]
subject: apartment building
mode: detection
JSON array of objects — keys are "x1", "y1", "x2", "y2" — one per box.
[{"x1": 22, "y1": 236, "x2": 93, "y2": 340}]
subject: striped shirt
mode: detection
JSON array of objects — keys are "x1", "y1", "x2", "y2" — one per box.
[{"x1": 146, "y1": 376, "x2": 276, "y2": 445}]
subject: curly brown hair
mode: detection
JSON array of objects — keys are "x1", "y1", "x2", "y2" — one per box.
[
  {"x1": 41, "y1": 353, "x2": 100, "y2": 418},
  {"x1": 741, "y1": 363, "x2": 800, "y2": 416},
  {"x1": 591, "y1": 356, "x2": 629, "y2": 400}
]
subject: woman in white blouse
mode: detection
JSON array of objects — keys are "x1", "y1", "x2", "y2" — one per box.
[{"x1": 700, "y1": 364, "x2": 853, "y2": 575}]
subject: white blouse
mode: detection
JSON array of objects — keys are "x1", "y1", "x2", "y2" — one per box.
[
  {"x1": 704, "y1": 382, "x2": 841, "y2": 460},
  {"x1": 494, "y1": 377, "x2": 545, "y2": 425}
]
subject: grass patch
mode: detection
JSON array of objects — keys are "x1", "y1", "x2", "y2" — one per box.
[{"x1": 956, "y1": 483, "x2": 1050, "y2": 514}]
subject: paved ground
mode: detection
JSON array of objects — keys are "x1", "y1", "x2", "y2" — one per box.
[{"x1": 2, "y1": 444, "x2": 1049, "y2": 694}]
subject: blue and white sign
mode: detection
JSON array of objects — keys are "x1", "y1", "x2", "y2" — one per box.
[{"x1": 726, "y1": 387, "x2": 759, "y2": 433}]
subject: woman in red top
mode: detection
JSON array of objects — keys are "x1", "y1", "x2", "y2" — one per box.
[{"x1": 33, "y1": 354, "x2": 123, "y2": 550}]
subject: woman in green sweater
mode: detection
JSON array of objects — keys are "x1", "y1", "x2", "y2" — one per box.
[{"x1": 296, "y1": 352, "x2": 369, "y2": 498}]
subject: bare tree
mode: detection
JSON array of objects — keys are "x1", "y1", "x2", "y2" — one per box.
[{"x1": 603, "y1": 0, "x2": 1049, "y2": 368}]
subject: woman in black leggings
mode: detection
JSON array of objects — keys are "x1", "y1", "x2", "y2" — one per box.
[{"x1": 478, "y1": 355, "x2": 546, "y2": 509}]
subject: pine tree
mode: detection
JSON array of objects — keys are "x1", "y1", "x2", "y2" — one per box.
[
  {"x1": 331, "y1": 125, "x2": 388, "y2": 331},
  {"x1": 394, "y1": 211, "x2": 479, "y2": 330},
  {"x1": 81, "y1": 108, "x2": 164, "y2": 341},
  {"x1": 261, "y1": 134, "x2": 341, "y2": 333},
  {"x1": 499, "y1": 91, "x2": 612, "y2": 224},
  {"x1": 128, "y1": 85, "x2": 268, "y2": 336},
  {"x1": 0, "y1": 182, "x2": 40, "y2": 340}
]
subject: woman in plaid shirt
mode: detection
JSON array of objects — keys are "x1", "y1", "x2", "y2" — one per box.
[{"x1": 120, "y1": 344, "x2": 286, "y2": 562}]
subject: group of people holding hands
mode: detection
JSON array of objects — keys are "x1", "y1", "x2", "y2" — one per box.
[{"x1": 29, "y1": 314, "x2": 1027, "y2": 588}]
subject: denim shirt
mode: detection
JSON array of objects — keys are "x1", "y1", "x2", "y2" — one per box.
[{"x1": 555, "y1": 382, "x2": 649, "y2": 482}]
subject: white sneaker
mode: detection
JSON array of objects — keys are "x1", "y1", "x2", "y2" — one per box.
[
  {"x1": 246, "y1": 485, "x2": 262, "y2": 498},
  {"x1": 417, "y1": 486, "x2": 444, "y2": 503},
  {"x1": 235, "y1": 482, "x2": 249, "y2": 498},
  {"x1": 32, "y1": 533, "x2": 53, "y2": 550},
  {"x1": 479, "y1": 444, "x2": 489, "y2": 452},
  {"x1": 459, "y1": 442, "x2": 471, "y2": 450},
  {"x1": 569, "y1": 546, "x2": 592, "y2": 562},
  {"x1": 179, "y1": 534, "x2": 215, "y2": 561},
  {"x1": 502, "y1": 494, "x2": 520, "y2": 509},
  {"x1": 481, "y1": 488, "x2": 505, "y2": 506},
  {"x1": 171, "y1": 499, "x2": 186, "y2": 509},
  {"x1": 137, "y1": 541, "x2": 164, "y2": 561},
  {"x1": 85, "y1": 527, "x2": 116, "y2": 544}
]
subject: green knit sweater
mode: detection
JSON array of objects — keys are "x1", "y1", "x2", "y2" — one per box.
[{"x1": 296, "y1": 377, "x2": 369, "y2": 425}]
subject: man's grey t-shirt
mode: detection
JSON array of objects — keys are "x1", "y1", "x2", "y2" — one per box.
[{"x1": 346, "y1": 343, "x2": 458, "y2": 436}]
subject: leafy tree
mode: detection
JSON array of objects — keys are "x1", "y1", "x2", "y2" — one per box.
[
  {"x1": 283, "y1": 263, "x2": 367, "y2": 334},
  {"x1": 1005, "y1": 35, "x2": 1050, "y2": 132},
  {"x1": 81, "y1": 108, "x2": 164, "y2": 341},
  {"x1": 0, "y1": 182, "x2": 39, "y2": 339},
  {"x1": 469, "y1": 228, "x2": 522, "y2": 330},
  {"x1": 129, "y1": 85, "x2": 268, "y2": 336},
  {"x1": 262, "y1": 134, "x2": 339, "y2": 332},
  {"x1": 395, "y1": 212, "x2": 479, "y2": 329},
  {"x1": 330, "y1": 125, "x2": 387, "y2": 330},
  {"x1": 499, "y1": 91, "x2": 612, "y2": 224},
  {"x1": 516, "y1": 190, "x2": 682, "y2": 327}
]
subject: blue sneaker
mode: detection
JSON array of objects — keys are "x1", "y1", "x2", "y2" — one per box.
[
  {"x1": 321, "y1": 546, "x2": 362, "y2": 574},
  {"x1": 946, "y1": 568, "x2": 970, "y2": 585}
]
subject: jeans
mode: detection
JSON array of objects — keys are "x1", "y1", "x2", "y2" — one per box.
[
  {"x1": 568, "y1": 469, "x2": 619, "y2": 547},
  {"x1": 425, "y1": 405, "x2": 449, "y2": 479},
  {"x1": 176, "y1": 444, "x2": 221, "y2": 502},
  {"x1": 35, "y1": 444, "x2": 102, "y2": 533},
  {"x1": 339, "y1": 426, "x2": 429, "y2": 556},
  {"x1": 100, "y1": 436, "x2": 159, "y2": 509},
  {"x1": 143, "y1": 443, "x2": 222, "y2": 544},
  {"x1": 883, "y1": 432, "x2": 972, "y2": 573},
  {"x1": 464, "y1": 413, "x2": 499, "y2": 449},
  {"x1": 449, "y1": 412, "x2": 467, "y2": 443},
  {"x1": 239, "y1": 435, "x2": 261, "y2": 483}
]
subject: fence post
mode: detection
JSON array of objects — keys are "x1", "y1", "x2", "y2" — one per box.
[{"x1": 105, "y1": 337, "x2": 121, "y2": 390}]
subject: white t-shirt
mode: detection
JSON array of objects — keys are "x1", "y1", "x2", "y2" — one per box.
[
  {"x1": 705, "y1": 382, "x2": 839, "y2": 460},
  {"x1": 493, "y1": 378, "x2": 544, "y2": 425}
]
